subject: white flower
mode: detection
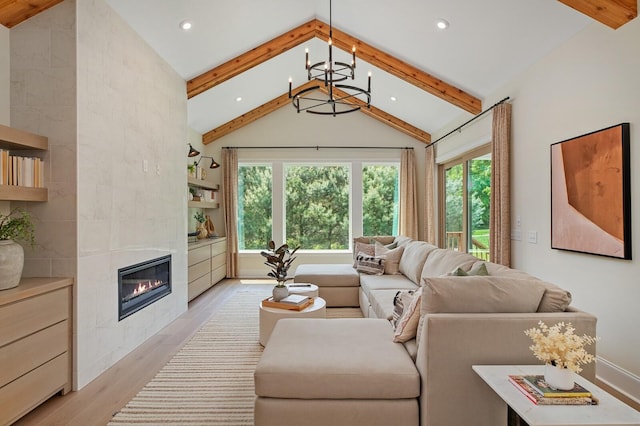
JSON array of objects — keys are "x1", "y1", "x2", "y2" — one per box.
[{"x1": 524, "y1": 321, "x2": 598, "y2": 373}]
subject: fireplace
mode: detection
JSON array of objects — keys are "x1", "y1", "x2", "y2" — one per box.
[{"x1": 118, "y1": 255, "x2": 172, "y2": 321}]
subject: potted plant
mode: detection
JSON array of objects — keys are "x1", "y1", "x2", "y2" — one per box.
[
  {"x1": 193, "y1": 211, "x2": 208, "y2": 239},
  {"x1": 524, "y1": 321, "x2": 598, "y2": 390},
  {"x1": 0, "y1": 208, "x2": 35, "y2": 290},
  {"x1": 261, "y1": 240, "x2": 300, "y2": 301}
]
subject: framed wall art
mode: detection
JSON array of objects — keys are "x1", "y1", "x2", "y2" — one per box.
[{"x1": 551, "y1": 123, "x2": 631, "y2": 259}]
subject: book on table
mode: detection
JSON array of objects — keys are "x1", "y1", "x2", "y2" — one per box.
[
  {"x1": 262, "y1": 294, "x2": 313, "y2": 311},
  {"x1": 523, "y1": 375, "x2": 592, "y2": 398},
  {"x1": 508, "y1": 375, "x2": 598, "y2": 405}
]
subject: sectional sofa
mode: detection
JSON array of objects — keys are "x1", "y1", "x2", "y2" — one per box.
[{"x1": 254, "y1": 236, "x2": 598, "y2": 426}]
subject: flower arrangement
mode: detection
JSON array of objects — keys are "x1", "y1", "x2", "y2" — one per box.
[
  {"x1": 260, "y1": 240, "x2": 300, "y2": 287},
  {"x1": 524, "y1": 321, "x2": 598, "y2": 373}
]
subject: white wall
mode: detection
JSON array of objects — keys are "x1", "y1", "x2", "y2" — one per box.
[
  {"x1": 209, "y1": 105, "x2": 427, "y2": 277},
  {"x1": 75, "y1": 0, "x2": 188, "y2": 388},
  {"x1": 440, "y1": 18, "x2": 640, "y2": 399},
  {"x1": 0, "y1": 24, "x2": 8, "y2": 125}
]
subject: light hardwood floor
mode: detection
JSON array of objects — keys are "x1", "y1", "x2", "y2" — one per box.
[{"x1": 15, "y1": 279, "x2": 270, "y2": 426}]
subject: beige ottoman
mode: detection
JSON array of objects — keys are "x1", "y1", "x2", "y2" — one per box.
[
  {"x1": 294, "y1": 264, "x2": 360, "y2": 307},
  {"x1": 254, "y1": 318, "x2": 420, "y2": 426}
]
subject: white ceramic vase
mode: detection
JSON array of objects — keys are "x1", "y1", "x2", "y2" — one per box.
[
  {"x1": 544, "y1": 363, "x2": 575, "y2": 390},
  {"x1": 0, "y1": 240, "x2": 24, "y2": 290},
  {"x1": 272, "y1": 284, "x2": 289, "y2": 302}
]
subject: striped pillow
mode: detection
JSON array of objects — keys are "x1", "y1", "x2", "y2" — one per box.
[{"x1": 355, "y1": 253, "x2": 385, "y2": 275}]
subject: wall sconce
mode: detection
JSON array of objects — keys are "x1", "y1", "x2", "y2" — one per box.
[
  {"x1": 195, "y1": 156, "x2": 221, "y2": 169},
  {"x1": 187, "y1": 143, "x2": 200, "y2": 157}
]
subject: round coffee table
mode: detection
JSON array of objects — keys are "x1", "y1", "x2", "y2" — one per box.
[
  {"x1": 259, "y1": 297, "x2": 326, "y2": 346},
  {"x1": 286, "y1": 283, "x2": 319, "y2": 298}
]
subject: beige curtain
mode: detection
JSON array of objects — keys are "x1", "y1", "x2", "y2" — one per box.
[
  {"x1": 423, "y1": 144, "x2": 436, "y2": 244},
  {"x1": 222, "y1": 148, "x2": 239, "y2": 277},
  {"x1": 399, "y1": 148, "x2": 419, "y2": 239},
  {"x1": 490, "y1": 103, "x2": 512, "y2": 266}
]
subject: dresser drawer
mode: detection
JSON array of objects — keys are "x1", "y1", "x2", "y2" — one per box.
[
  {"x1": 0, "y1": 288, "x2": 68, "y2": 348},
  {"x1": 0, "y1": 320, "x2": 68, "y2": 387},
  {"x1": 188, "y1": 259, "x2": 210, "y2": 283},
  {"x1": 0, "y1": 352, "x2": 69, "y2": 426},
  {"x1": 210, "y1": 240, "x2": 226, "y2": 257},
  {"x1": 211, "y1": 252, "x2": 226, "y2": 270},
  {"x1": 188, "y1": 273, "x2": 211, "y2": 301},
  {"x1": 188, "y1": 245, "x2": 210, "y2": 266}
]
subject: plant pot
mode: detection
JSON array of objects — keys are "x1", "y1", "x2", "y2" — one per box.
[
  {"x1": 0, "y1": 240, "x2": 24, "y2": 290},
  {"x1": 272, "y1": 285, "x2": 289, "y2": 302},
  {"x1": 544, "y1": 363, "x2": 575, "y2": 390}
]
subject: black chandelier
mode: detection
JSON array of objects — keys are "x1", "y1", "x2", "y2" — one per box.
[{"x1": 288, "y1": 0, "x2": 371, "y2": 116}]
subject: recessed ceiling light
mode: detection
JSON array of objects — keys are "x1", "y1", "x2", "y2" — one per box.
[
  {"x1": 179, "y1": 20, "x2": 192, "y2": 31},
  {"x1": 390, "y1": 96, "x2": 397, "y2": 102},
  {"x1": 436, "y1": 19, "x2": 449, "y2": 30},
  {"x1": 235, "y1": 96, "x2": 243, "y2": 102}
]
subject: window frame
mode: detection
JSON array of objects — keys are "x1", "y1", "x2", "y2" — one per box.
[{"x1": 438, "y1": 144, "x2": 491, "y2": 255}]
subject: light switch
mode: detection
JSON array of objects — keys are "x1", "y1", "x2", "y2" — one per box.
[{"x1": 527, "y1": 231, "x2": 538, "y2": 244}]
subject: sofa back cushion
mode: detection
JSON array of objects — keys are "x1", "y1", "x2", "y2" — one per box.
[
  {"x1": 421, "y1": 276, "x2": 546, "y2": 314},
  {"x1": 399, "y1": 241, "x2": 438, "y2": 284},
  {"x1": 420, "y1": 248, "x2": 478, "y2": 279}
]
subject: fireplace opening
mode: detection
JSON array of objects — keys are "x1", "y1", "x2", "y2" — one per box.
[{"x1": 118, "y1": 255, "x2": 171, "y2": 321}]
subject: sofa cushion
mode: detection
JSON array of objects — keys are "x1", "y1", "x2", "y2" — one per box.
[
  {"x1": 536, "y1": 280, "x2": 573, "y2": 312},
  {"x1": 375, "y1": 242, "x2": 405, "y2": 275},
  {"x1": 360, "y1": 274, "x2": 418, "y2": 300},
  {"x1": 420, "y1": 248, "x2": 479, "y2": 279},
  {"x1": 391, "y1": 289, "x2": 415, "y2": 328},
  {"x1": 294, "y1": 264, "x2": 360, "y2": 287},
  {"x1": 393, "y1": 287, "x2": 422, "y2": 343},
  {"x1": 255, "y1": 318, "x2": 420, "y2": 399},
  {"x1": 369, "y1": 289, "x2": 406, "y2": 320},
  {"x1": 399, "y1": 241, "x2": 438, "y2": 284},
  {"x1": 355, "y1": 253, "x2": 385, "y2": 275},
  {"x1": 421, "y1": 276, "x2": 546, "y2": 314},
  {"x1": 394, "y1": 235, "x2": 413, "y2": 248}
]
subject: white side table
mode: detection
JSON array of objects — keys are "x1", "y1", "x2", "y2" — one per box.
[
  {"x1": 473, "y1": 365, "x2": 640, "y2": 426},
  {"x1": 259, "y1": 297, "x2": 326, "y2": 346},
  {"x1": 286, "y1": 283, "x2": 319, "y2": 298}
]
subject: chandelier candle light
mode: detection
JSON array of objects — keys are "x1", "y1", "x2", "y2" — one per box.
[{"x1": 288, "y1": 0, "x2": 371, "y2": 116}]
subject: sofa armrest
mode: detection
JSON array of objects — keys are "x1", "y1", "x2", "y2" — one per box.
[{"x1": 415, "y1": 309, "x2": 597, "y2": 426}]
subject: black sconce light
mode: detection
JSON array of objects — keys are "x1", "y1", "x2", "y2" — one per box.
[
  {"x1": 187, "y1": 143, "x2": 200, "y2": 157},
  {"x1": 195, "y1": 156, "x2": 221, "y2": 169}
]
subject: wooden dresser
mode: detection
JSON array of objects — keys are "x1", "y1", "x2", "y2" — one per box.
[
  {"x1": 188, "y1": 237, "x2": 226, "y2": 301},
  {"x1": 0, "y1": 277, "x2": 73, "y2": 425}
]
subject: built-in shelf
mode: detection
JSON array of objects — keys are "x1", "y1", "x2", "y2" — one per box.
[
  {"x1": 0, "y1": 124, "x2": 49, "y2": 202},
  {"x1": 188, "y1": 177, "x2": 219, "y2": 209}
]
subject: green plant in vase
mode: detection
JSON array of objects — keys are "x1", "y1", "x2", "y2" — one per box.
[
  {"x1": 261, "y1": 240, "x2": 300, "y2": 301},
  {"x1": 0, "y1": 208, "x2": 36, "y2": 290}
]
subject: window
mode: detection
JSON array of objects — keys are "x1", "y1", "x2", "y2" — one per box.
[
  {"x1": 440, "y1": 146, "x2": 491, "y2": 261},
  {"x1": 362, "y1": 164, "x2": 399, "y2": 236},
  {"x1": 285, "y1": 164, "x2": 350, "y2": 250},
  {"x1": 237, "y1": 160, "x2": 400, "y2": 252},
  {"x1": 238, "y1": 165, "x2": 272, "y2": 250}
]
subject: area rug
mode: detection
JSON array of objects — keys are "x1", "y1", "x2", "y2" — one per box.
[{"x1": 108, "y1": 289, "x2": 362, "y2": 425}]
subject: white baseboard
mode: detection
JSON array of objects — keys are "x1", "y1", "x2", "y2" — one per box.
[{"x1": 596, "y1": 356, "x2": 640, "y2": 405}]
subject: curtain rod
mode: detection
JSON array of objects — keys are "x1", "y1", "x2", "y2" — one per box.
[
  {"x1": 222, "y1": 146, "x2": 413, "y2": 150},
  {"x1": 426, "y1": 96, "x2": 510, "y2": 148}
]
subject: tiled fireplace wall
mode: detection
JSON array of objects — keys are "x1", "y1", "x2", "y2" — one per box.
[{"x1": 10, "y1": 0, "x2": 189, "y2": 389}]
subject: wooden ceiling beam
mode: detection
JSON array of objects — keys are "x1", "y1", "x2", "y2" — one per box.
[
  {"x1": 188, "y1": 19, "x2": 481, "y2": 116},
  {"x1": 314, "y1": 20, "x2": 481, "y2": 115},
  {"x1": 0, "y1": 0, "x2": 63, "y2": 28},
  {"x1": 557, "y1": 0, "x2": 637, "y2": 29},
  {"x1": 203, "y1": 82, "x2": 431, "y2": 145},
  {"x1": 187, "y1": 20, "x2": 317, "y2": 99}
]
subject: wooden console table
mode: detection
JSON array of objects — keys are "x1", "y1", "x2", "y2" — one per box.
[{"x1": 473, "y1": 365, "x2": 640, "y2": 426}]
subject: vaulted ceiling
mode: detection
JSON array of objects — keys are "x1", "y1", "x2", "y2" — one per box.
[{"x1": 1, "y1": 0, "x2": 636, "y2": 144}]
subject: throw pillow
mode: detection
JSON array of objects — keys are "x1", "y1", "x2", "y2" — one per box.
[
  {"x1": 449, "y1": 262, "x2": 489, "y2": 276},
  {"x1": 391, "y1": 289, "x2": 415, "y2": 329},
  {"x1": 375, "y1": 242, "x2": 405, "y2": 275},
  {"x1": 355, "y1": 253, "x2": 385, "y2": 275},
  {"x1": 393, "y1": 287, "x2": 423, "y2": 343},
  {"x1": 352, "y1": 242, "x2": 375, "y2": 267}
]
